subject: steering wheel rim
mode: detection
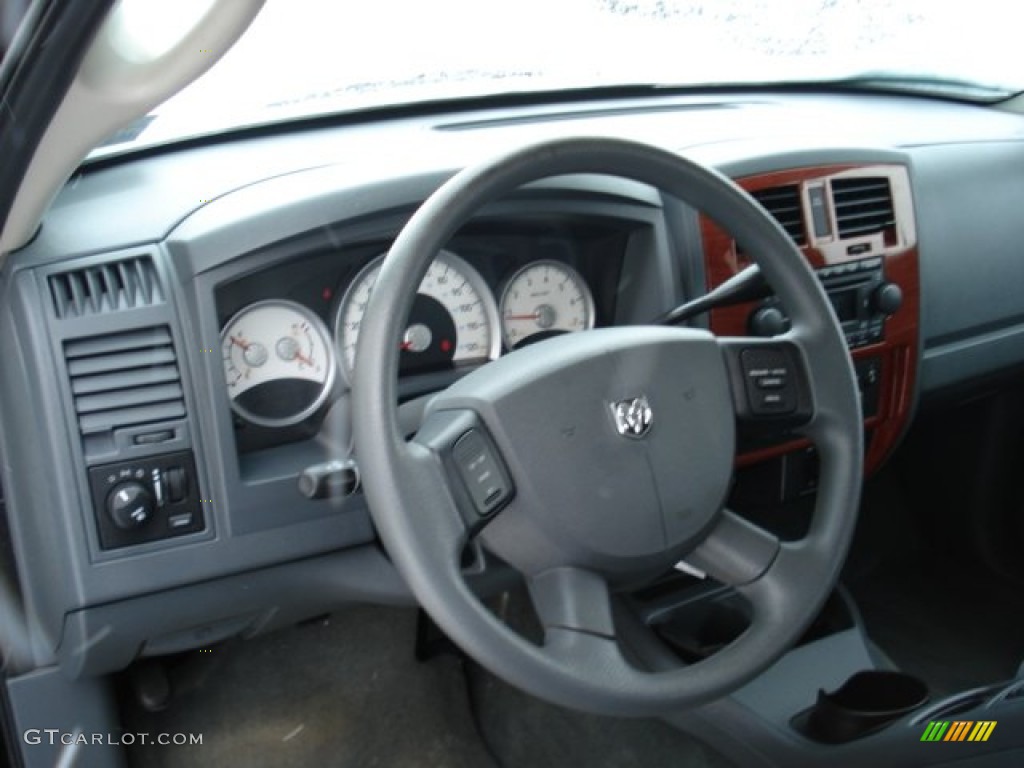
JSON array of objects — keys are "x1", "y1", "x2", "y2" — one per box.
[{"x1": 352, "y1": 136, "x2": 863, "y2": 716}]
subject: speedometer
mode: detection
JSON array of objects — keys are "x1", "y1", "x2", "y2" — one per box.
[
  {"x1": 335, "y1": 250, "x2": 499, "y2": 383},
  {"x1": 221, "y1": 299, "x2": 336, "y2": 427}
]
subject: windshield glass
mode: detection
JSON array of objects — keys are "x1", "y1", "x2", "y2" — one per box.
[{"x1": 91, "y1": 0, "x2": 1022, "y2": 157}]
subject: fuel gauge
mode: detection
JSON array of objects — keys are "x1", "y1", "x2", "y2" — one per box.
[{"x1": 221, "y1": 299, "x2": 336, "y2": 427}]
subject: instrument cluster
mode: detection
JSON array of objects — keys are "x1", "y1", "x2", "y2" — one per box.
[{"x1": 219, "y1": 248, "x2": 598, "y2": 430}]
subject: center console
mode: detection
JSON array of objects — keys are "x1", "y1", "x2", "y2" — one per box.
[
  {"x1": 624, "y1": 162, "x2": 962, "y2": 765},
  {"x1": 701, "y1": 163, "x2": 920, "y2": 478}
]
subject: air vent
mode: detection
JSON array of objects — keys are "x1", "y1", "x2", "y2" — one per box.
[
  {"x1": 750, "y1": 185, "x2": 807, "y2": 246},
  {"x1": 832, "y1": 177, "x2": 895, "y2": 239},
  {"x1": 64, "y1": 327, "x2": 185, "y2": 437},
  {"x1": 49, "y1": 256, "x2": 163, "y2": 319}
]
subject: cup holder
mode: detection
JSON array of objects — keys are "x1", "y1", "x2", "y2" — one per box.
[
  {"x1": 793, "y1": 670, "x2": 929, "y2": 744},
  {"x1": 651, "y1": 592, "x2": 751, "y2": 662}
]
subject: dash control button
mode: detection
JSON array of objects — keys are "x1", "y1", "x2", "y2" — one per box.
[
  {"x1": 133, "y1": 430, "x2": 175, "y2": 446},
  {"x1": 453, "y1": 430, "x2": 509, "y2": 517},
  {"x1": 163, "y1": 466, "x2": 189, "y2": 503},
  {"x1": 168, "y1": 513, "x2": 194, "y2": 529}
]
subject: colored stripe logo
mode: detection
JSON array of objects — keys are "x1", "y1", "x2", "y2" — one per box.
[{"x1": 920, "y1": 721, "x2": 996, "y2": 742}]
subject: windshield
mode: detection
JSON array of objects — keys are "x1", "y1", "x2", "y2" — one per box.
[{"x1": 92, "y1": 0, "x2": 1022, "y2": 157}]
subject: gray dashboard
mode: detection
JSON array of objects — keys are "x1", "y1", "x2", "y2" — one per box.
[{"x1": 1, "y1": 90, "x2": 1024, "y2": 676}]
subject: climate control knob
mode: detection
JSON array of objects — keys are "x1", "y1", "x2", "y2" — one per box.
[
  {"x1": 748, "y1": 306, "x2": 790, "y2": 337},
  {"x1": 106, "y1": 482, "x2": 154, "y2": 530},
  {"x1": 872, "y1": 282, "x2": 903, "y2": 316}
]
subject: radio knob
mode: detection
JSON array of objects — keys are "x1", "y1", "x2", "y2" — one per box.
[
  {"x1": 872, "y1": 282, "x2": 903, "y2": 316},
  {"x1": 748, "y1": 306, "x2": 790, "y2": 337}
]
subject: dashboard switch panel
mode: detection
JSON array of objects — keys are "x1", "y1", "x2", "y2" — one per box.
[{"x1": 89, "y1": 451, "x2": 203, "y2": 550}]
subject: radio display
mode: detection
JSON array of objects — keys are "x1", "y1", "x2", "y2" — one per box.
[{"x1": 828, "y1": 288, "x2": 859, "y2": 323}]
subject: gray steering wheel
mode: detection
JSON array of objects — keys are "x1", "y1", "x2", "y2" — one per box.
[{"x1": 351, "y1": 137, "x2": 862, "y2": 716}]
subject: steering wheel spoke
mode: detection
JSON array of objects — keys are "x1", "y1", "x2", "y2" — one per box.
[
  {"x1": 528, "y1": 566, "x2": 616, "y2": 639},
  {"x1": 527, "y1": 567, "x2": 645, "y2": 688},
  {"x1": 383, "y1": 441, "x2": 471, "y2": 570},
  {"x1": 683, "y1": 509, "x2": 781, "y2": 587}
]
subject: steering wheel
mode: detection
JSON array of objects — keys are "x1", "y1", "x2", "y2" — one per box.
[{"x1": 351, "y1": 137, "x2": 862, "y2": 716}]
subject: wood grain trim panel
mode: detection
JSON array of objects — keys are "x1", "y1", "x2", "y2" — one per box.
[{"x1": 703, "y1": 165, "x2": 919, "y2": 475}]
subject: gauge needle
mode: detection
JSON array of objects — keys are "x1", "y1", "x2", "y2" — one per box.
[
  {"x1": 399, "y1": 341, "x2": 413, "y2": 351},
  {"x1": 295, "y1": 351, "x2": 314, "y2": 367},
  {"x1": 230, "y1": 335, "x2": 251, "y2": 350},
  {"x1": 505, "y1": 313, "x2": 540, "y2": 321}
]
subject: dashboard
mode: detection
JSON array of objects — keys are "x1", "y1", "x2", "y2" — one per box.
[{"x1": 2, "y1": 90, "x2": 1024, "y2": 677}]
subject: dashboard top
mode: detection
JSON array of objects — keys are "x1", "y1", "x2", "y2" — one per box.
[{"x1": 19, "y1": 90, "x2": 1024, "y2": 263}]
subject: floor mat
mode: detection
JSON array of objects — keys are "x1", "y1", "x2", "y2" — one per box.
[{"x1": 120, "y1": 605, "x2": 498, "y2": 768}]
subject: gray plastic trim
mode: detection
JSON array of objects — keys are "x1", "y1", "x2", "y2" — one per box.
[
  {"x1": 910, "y1": 141, "x2": 1024, "y2": 393},
  {"x1": 5, "y1": 668, "x2": 126, "y2": 767},
  {"x1": 618, "y1": 601, "x2": 1024, "y2": 767},
  {"x1": 59, "y1": 546, "x2": 414, "y2": 678}
]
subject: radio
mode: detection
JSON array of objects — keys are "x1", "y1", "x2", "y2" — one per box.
[{"x1": 749, "y1": 257, "x2": 903, "y2": 349}]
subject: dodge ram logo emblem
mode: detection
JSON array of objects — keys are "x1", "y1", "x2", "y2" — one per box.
[{"x1": 611, "y1": 396, "x2": 653, "y2": 438}]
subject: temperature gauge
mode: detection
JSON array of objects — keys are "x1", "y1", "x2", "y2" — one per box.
[{"x1": 221, "y1": 299, "x2": 336, "y2": 427}]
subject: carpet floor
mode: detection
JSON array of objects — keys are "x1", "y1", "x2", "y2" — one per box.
[{"x1": 120, "y1": 601, "x2": 734, "y2": 768}]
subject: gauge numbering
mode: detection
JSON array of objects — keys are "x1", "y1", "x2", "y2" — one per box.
[
  {"x1": 221, "y1": 299, "x2": 336, "y2": 427},
  {"x1": 335, "y1": 250, "x2": 500, "y2": 383},
  {"x1": 500, "y1": 260, "x2": 595, "y2": 349}
]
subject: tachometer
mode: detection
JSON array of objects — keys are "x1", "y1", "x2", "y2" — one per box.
[
  {"x1": 500, "y1": 260, "x2": 595, "y2": 349},
  {"x1": 221, "y1": 299, "x2": 336, "y2": 427},
  {"x1": 335, "y1": 250, "x2": 499, "y2": 383}
]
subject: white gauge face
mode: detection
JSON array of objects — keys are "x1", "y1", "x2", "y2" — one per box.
[
  {"x1": 500, "y1": 260, "x2": 595, "y2": 349},
  {"x1": 335, "y1": 250, "x2": 500, "y2": 382},
  {"x1": 221, "y1": 299, "x2": 336, "y2": 427}
]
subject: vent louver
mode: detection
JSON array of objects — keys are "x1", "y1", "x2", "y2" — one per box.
[
  {"x1": 832, "y1": 177, "x2": 895, "y2": 239},
  {"x1": 751, "y1": 185, "x2": 807, "y2": 246},
  {"x1": 49, "y1": 256, "x2": 163, "y2": 319},
  {"x1": 64, "y1": 327, "x2": 185, "y2": 436}
]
